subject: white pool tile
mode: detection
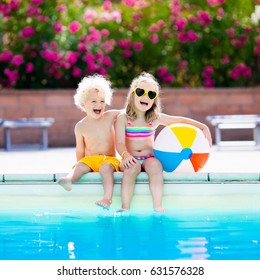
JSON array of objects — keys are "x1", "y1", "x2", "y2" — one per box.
[
  {"x1": 4, "y1": 173, "x2": 54, "y2": 182},
  {"x1": 209, "y1": 172, "x2": 260, "y2": 181}
]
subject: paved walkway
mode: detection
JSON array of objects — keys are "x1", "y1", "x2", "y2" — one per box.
[{"x1": 0, "y1": 146, "x2": 259, "y2": 174}]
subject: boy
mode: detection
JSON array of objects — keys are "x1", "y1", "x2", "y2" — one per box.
[{"x1": 58, "y1": 74, "x2": 121, "y2": 209}]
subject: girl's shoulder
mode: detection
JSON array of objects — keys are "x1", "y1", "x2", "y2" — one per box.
[
  {"x1": 115, "y1": 112, "x2": 129, "y2": 127},
  {"x1": 117, "y1": 111, "x2": 127, "y2": 120},
  {"x1": 150, "y1": 115, "x2": 163, "y2": 127}
]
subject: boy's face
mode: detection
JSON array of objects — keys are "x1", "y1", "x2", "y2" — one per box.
[
  {"x1": 133, "y1": 81, "x2": 157, "y2": 112},
  {"x1": 83, "y1": 89, "x2": 106, "y2": 119}
]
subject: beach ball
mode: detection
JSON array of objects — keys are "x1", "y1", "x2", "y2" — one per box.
[{"x1": 153, "y1": 124, "x2": 210, "y2": 172}]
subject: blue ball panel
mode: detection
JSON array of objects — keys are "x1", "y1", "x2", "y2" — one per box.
[{"x1": 154, "y1": 149, "x2": 184, "y2": 172}]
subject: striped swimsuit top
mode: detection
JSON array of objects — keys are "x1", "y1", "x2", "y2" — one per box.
[{"x1": 125, "y1": 120, "x2": 155, "y2": 138}]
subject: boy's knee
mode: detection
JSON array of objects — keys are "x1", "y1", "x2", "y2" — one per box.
[
  {"x1": 99, "y1": 163, "x2": 115, "y2": 174},
  {"x1": 74, "y1": 162, "x2": 90, "y2": 172}
]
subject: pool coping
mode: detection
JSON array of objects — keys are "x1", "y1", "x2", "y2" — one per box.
[
  {"x1": 1, "y1": 172, "x2": 260, "y2": 210},
  {"x1": 1, "y1": 172, "x2": 260, "y2": 183}
]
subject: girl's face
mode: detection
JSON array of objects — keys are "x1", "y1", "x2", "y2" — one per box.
[
  {"x1": 133, "y1": 81, "x2": 158, "y2": 113},
  {"x1": 83, "y1": 89, "x2": 106, "y2": 119}
]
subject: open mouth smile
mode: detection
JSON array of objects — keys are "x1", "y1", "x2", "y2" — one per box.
[
  {"x1": 140, "y1": 101, "x2": 149, "y2": 106},
  {"x1": 93, "y1": 109, "x2": 102, "y2": 114}
]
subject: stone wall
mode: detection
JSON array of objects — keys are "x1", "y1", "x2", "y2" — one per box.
[{"x1": 0, "y1": 88, "x2": 259, "y2": 148}]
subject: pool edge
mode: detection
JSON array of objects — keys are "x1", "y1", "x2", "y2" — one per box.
[{"x1": 1, "y1": 172, "x2": 260, "y2": 183}]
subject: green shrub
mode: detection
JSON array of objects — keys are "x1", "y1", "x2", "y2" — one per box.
[{"x1": 0, "y1": 0, "x2": 259, "y2": 88}]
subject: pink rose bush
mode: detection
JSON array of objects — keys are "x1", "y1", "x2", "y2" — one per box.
[{"x1": 0, "y1": 0, "x2": 259, "y2": 89}]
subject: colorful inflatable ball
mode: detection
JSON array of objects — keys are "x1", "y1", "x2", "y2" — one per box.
[{"x1": 153, "y1": 124, "x2": 210, "y2": 172}]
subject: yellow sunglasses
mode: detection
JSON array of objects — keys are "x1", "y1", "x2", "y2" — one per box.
[{"x1": 133, "y1": 87, "x2": 158, "y2": 100}]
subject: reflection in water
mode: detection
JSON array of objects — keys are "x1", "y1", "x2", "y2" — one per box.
[
  {"x1": 177, "y1": 238, "x2": 209, "y2": 260},
  {"x1": 0, "y1": 210, "x2": 260, "y2": 260}
]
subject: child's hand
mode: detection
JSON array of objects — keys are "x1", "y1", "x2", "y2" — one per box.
[
  {"x1": 122, "y1": 154, "x2": 138, "y2": 169},
  {"x1": 202, "y1": 126, "x2": 212, "y2": 147}
]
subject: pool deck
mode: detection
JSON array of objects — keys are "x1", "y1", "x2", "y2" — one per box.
[
  {"x1": 0, "y1": 146, "x2": 259, "y2": 210},
  {"x1": 0, "y1": 145, "x2": 259, "y2": 181}
]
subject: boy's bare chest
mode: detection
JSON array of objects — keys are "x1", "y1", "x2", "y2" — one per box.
[{"x1": 82, "y1": 121, "x2": 113, "y2": 141}]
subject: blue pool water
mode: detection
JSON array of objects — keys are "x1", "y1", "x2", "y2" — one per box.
[{"x1": 1, "y1": 209, "x2": 260, "y2": 260}]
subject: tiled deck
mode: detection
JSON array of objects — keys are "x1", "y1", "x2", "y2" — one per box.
[{"x1": 0, "y1": 146, "x2": 259, "y2": 183}]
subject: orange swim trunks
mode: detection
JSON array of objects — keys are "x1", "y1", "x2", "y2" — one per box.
[{"x1": 78, "y1": 155, "x2": 120, "y2": 172}]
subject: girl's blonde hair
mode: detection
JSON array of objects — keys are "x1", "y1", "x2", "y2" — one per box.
[
  {"x1": 74, "y1": 74, "x2": 113, "y2": 112},
  {"x1": 125, "y1": 72, "x2": 161, "y2": 122}
]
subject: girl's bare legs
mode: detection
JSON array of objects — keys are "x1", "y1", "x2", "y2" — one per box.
[
  {"x1": 143, "y1": 158, "x2": 166, "y2": 212},
  {"x1": 120, "y1": 163, "x2": 141, "y2": 210},
  {"x1": 58, "y1": 162, "x2": 91, "y2": 191},
  {"x1": 96, "y1": 163, "x2": 115, "y2": 209}
]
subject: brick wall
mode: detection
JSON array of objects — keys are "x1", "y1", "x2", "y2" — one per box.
[{"x1": 0, "y1": 88, "x2": 259, "y2": 148}]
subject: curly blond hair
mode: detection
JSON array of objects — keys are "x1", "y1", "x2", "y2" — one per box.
[{"x1": 74, "y1": 74, "x2": 113, "y2": 112}]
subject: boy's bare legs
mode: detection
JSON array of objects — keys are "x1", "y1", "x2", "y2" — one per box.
[
  {"x1": 96, "y1": 163, "x2": 115, "y2": 209},
  {"x1": 143, "y1": 158, "x2": 166, "y2": 212},
  {"x1": 58, "y1": 162, "x2": 91, "y2": 191},
  {"x1": 120, "y1": 163, "x2": 141, "y2": 211}
]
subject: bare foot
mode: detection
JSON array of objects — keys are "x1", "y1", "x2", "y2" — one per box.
[
  {"x1": 58, "y1": 177, "x2": 72, "y2": 191},
  {"x1": 154, "y1": 207, "x2": 167, "y2": 213},
  {"x1": 95, "y1": 199, "x2": 112, "y2": 210}
]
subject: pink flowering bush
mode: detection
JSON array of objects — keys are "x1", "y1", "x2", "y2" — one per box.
[{"x1": 0, "y1": 0, "x2": 259, "y2": 89}]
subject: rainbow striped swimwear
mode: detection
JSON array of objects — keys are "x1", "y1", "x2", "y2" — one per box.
[
  {"x1": 134, "y1": 154, "x2": 155, "y2": 163},
  {"x1": 125, "y1": 120, "x2": 155, "y2": 138}
]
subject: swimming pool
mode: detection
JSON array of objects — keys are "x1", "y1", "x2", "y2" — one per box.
[{"x1": 1, "y1": 172, "x2": 260, "y2": 260}]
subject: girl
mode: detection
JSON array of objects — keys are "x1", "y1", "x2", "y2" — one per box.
[{"x1": 115, "y1": 72, "x2": 212, "y2": 212}]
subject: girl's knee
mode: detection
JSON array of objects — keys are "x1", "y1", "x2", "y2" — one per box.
[
  {"x1": 145, "y1": 158, "x2": 163, "y2": 174},
  {"x1": 124, "y1": 163, "x2": 141, "y2": 176}
]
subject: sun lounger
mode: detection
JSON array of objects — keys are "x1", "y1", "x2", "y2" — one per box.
[
  {"x1": 206, "y1": 114, "x2": 260, "y2": 150},
  {"x1": 2, "y1": 118, "x2": 54, "y2": 151}
]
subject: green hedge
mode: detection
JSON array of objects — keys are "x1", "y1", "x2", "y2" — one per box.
[{"x1": 0, "y1": 0, "x2": 259, "y2": 89}]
